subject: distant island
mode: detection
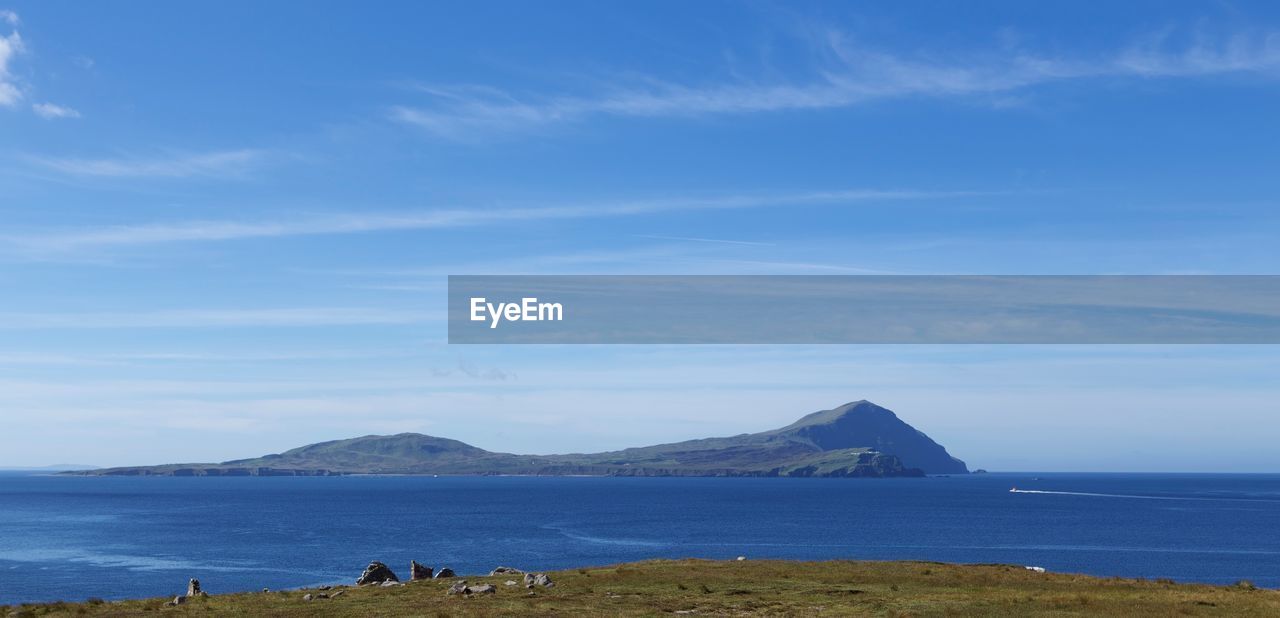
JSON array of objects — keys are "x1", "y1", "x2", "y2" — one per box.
[
  {"x1": 70, "y1": 400, "x2": 968, "y2": 478},
  {"x1": 0, "y1": 464, "x2": 99, "y2": 472}
]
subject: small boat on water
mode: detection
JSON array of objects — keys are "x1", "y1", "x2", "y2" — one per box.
[{"x1": 1009, "y1": 486, "x2": 1018, "y2": 492}]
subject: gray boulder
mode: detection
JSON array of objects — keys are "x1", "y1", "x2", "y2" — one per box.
[
  {"x1": 524, "y1": 572, "x2": 554, "y2": 588},
  {"x1": 411, "y1": 560, "x2": 433, "y2": 581},
  {"x1": 164, "y1": 595, "x2": 187, "y2": 607},
  {"x1": 435, "y1": 567, "x2": 456, "y2": 578},
  {"x1": 446, "y1": 581, "x2": 496, "y2": 596},
  {"x1": 356, "y1": 561, "x2": 399, "y2": 585},
  {"x1": 490, "y1": 566, "x2": 524, "y2": 576},
  {"x1": 186, "y1": 578, "x2": 206, "y2": 597}
]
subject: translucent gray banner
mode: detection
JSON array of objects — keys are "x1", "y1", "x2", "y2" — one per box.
[{"x1": 448, "y1": 275, "x2": 1280, "y2": 344}]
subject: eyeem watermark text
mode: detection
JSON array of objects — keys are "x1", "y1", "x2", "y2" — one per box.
[{"x1": 470, "y1": 297, "x2": 564, "y2": 329}]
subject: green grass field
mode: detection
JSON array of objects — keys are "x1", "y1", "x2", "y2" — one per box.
[{"x1": 5, "y1": 559, "x2": 1277, "y2": 617}]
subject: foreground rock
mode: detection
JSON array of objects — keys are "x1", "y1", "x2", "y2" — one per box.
[
  {"x1": 435, "y1": 567, "x2": 456, "y2": 578},
  {"x1": 162, "y1": 578, "x2": 209, "y2": 606},
  {"x1": 524, "y1": 572, "x2": 555, "y2": 588},
  {"x1": 356, "y1": 561, "x2": 399, "y2": 585},
  {"x1": 411, "y1": 560, "x2": 433, "y2": 580},
  {"x1": 446, "y1": 581, "x2": 496, "y2": 596},
  {"x1": 490, "y1": 566, "x2": 524, "y2": 576}
]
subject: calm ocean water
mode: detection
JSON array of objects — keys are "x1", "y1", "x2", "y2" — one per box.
[{"x1": 1, "y1": 472, "x2": 1278, "y2": 604}]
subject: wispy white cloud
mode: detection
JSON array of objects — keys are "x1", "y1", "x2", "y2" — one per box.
[
  {"x1": 392, "y1": 29, "x2": 1280, "y2": 138},
  {"x1": 321, "y1": 244, "x2": 711, "y2": 279},
  {"x1": 705, "y1": 259, "x2": 898, "y2": 274},
  {"x1": 2, "y1": 188, "x2": 980, "y2": 253},
  {"x1": 0, "y1": 349, "x2": 420, "y2": 365},
  {"x1": 24, "y1": 149, "x2": 267, "y2": 178},
  {"x1": 632, "y1": 234, "x2": 774, "y2": 246},
  {"x1": 0, "y1": 14, "x2": 84, "y2": 115},
  {"x1": 31, "y1": 102, "x2": 80, "y2": 119},
  {"x1": 0, "y1": 13, "x2": 23, "y2": 107},
  {"x1": 1114, "y1": 29, "x2": 1280, "y2": 76},
  {"x1": 0, "y1": 307, "x2": 439, "y2": 329}
]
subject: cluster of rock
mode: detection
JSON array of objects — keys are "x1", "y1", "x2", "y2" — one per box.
[
  {"x1": 301, "y1": 587, "x2": 345, "y2": 602},
  {"x1": 163, "y1": 560, "x2": 555, "y2": 606},
  {"x1": 355, "y1": 560, "x2": 461, "y2": 586},
  {"x1": 348, "y1": 561, "x2": 557, "y2": 598},
  {"x1": 442, "y1": 568, "x2": 554, "y2": 596},
  {"x1": 446, "y1": 581, "x2": 497, "y2": 596},
  {"x1": 164, "y1": 579, "x2": 209, "y2": 606}
]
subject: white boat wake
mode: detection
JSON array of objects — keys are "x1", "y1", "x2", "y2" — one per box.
[
  {"x1": 1008, "y1": 488, "x2": 1278, "y2": 502},
  {"x1": 1010, "y1": 488, "x2": 1182, "y2": 500}
]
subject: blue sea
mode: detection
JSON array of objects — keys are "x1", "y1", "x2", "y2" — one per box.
[{"x1": 2, "y1": 472, "x2": 1278, "y2": 605}]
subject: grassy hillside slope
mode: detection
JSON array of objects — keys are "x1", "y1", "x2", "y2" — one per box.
[{"x1": 7, "y1": 559, "x2": 1276, "y2": 617}]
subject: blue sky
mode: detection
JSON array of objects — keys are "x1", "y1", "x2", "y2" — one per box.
[{"x1": 1, "y1": 1, "x2": 1279, "y2": 470}]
